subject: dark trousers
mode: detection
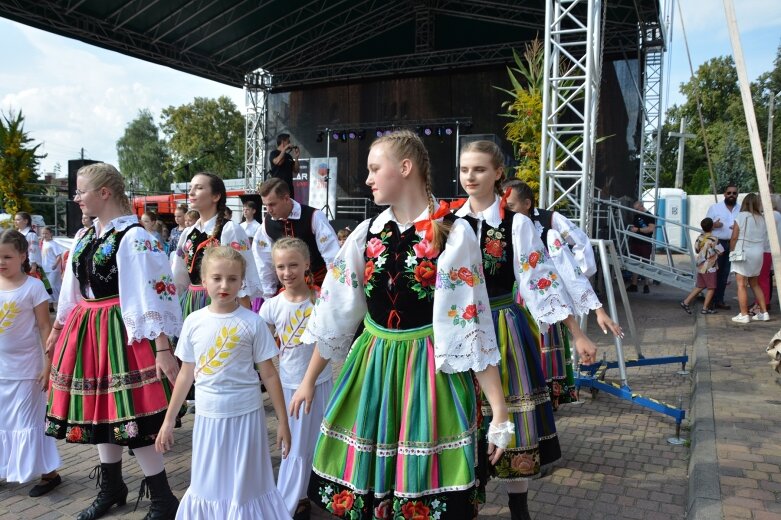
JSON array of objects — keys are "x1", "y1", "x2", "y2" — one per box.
[{"x1": 714, "y1": 239, "x2": 732, "y2": 305}]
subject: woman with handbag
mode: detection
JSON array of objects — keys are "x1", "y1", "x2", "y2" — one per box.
[{"x1": 730, "y1": 193, "x2": 769, "y2": 323}]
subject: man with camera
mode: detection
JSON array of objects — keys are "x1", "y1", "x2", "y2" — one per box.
[{"x1": 269, "y1": 133, "x2": 300, "y2": 199}]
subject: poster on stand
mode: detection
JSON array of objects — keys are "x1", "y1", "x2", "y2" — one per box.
[
  {"x1": 308, "y1": 157, "x2": 338, "y2": 219},
  {"x1": 293, "y1": 159, "x2": 310, "y2": 204}
]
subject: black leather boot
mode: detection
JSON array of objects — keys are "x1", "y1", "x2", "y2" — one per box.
[
  {"x1": 76, "y1": 461, "x2": 129, "y2": 520},
  {"x1": 136, "y1": 470, "x2": 179, "y2": 520},
  {"x1": 508, "y1": 492, "x2": 532, "y2": 520}
]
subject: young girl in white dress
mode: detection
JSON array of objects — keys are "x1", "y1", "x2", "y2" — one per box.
[
  {"x1": 259, "y1": 238, "x2": 333, "y2": 519},
  {"x1": 40, "y1": 226, "x2": 65, "y2": 308},
  {"x1": 157, "y1": 245, "x2": 292, "y2": 520},
  {"x1": 0, "y1": 230, "x2": 61, "y2": 497}
]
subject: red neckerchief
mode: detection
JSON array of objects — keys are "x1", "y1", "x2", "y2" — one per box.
[
  {"x1": 414, "y1": 200, "x2": 451, "y2": 242},
  {"x1": 498, "y1": 187, "x2": 513, "y2": 220}
]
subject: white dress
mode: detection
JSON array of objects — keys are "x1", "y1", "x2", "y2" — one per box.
[
  {"x1": 0, "y1": 277, "x2": 60, "y2": 483},
  {"x1": 41, "y1": 239, "x2": 65, "y2": 302},
  {"x1": 731, "y1": 212, "x2": 767, "y2": 277},
  {"x1": 175, "y1": 306, "x2": 291, "y2": 520},
  {"x1": 259, "y1": 294, "x2": 333, "y2": 515}
]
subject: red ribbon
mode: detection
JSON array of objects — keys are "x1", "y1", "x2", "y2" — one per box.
[
  {"x1": 414, "y1": 200, "x2": 451, "y2": 242},
  {"x1": 449, "y1": 198, "x2": 467, "y2": 211},
  {"x1": 498, "y1": 187, "x2": 513, "y2": 220}
]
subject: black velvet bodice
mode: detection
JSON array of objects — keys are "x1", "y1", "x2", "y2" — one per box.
[
  {"x1": 71, "y1": 224, "x2": 140, "y2": 299},
  {"x1": 264, "y1": 204, "x2": 327, "y2": 274},
  {"x1": 362, "y1": 215, "x2": 455, "y2": 329},
  {"x1": 463, "y1": 214, "x2": 516, "y2": 298},
  {"x1": 181, "y1": 227, "x2": 222, "y2": 285}
]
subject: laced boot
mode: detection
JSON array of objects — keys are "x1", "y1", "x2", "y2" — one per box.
[
  {"x1": 136, "y1": 469, "x2": 179, "y2": 520},
  {"x1": 507, "y1": 492, "x2": 532, "y2": 520},
  {"x1": 76, "y1": 461, "x2": 129, "y2": 520}
]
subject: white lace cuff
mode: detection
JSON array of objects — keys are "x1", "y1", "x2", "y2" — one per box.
[
  {"x1": 300, "y1": 328, "x2": 353, "y2": 361},
  {"x1": 435, "y1": 330, "x2": 501, "y2": 374},
  {"x1": 488, "y1": 420, "x2": 515, "y2": 449},
  {"x1": 123, "y1": 310, "x2": 182, "y2": 345},
  {"x1": 570, "y1": 289, "x2": 603, "y2": 316},
  {"x1": 532, "y1": 294, "x2": 574, "y2": 326}
]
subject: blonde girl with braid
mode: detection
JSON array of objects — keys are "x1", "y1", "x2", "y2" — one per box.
[
  {"x1": 289, "y1": 129, "x2": 511, "y2": 519},
  {"x1": 171, "y1": 172, "x2": 262, "y2": 319}
]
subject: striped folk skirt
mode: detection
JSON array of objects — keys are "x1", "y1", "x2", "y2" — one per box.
[
  {"x1": 46, "y1": 297, "x2": 173, "y2": 448},
  {"x1": 180, "y1": 284, "x2": 210, "y2": 320},
  {"x1": 476, "y1": 295, "x2": 560, "y2": 486},
  {"x1": 539, "y1": 322, "x2": 578, "y2": 409},
  {"x1": 307, "y1": 317, "x2": 480, "y2": 520}
]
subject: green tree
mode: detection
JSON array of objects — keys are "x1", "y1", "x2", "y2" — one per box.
[
  {"x1": 714, "y1": 131, "x2": 755, "y2": 192},
  {"x1": 160, "y1": 96, "x2": 244, "y2": 181},
  {"x1": 117, "y1": 109, "x2": 169, "y2": 192},
  {"x1": 0, "y1": 110, "x2": 45, "y2": 214}
]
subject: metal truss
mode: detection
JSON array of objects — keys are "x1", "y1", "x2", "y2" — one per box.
[
  {"x1": 539, "y1": 0, "x2": 603, "y2": 232},
  {"x1": 637, "y1": 21, "x2": 665, "y2": 206},
  {"x1": 244, "y1": 71, "x2": 272, "y2": 191}
]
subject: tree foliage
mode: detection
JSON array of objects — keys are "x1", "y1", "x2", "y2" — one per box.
[
  {"x1": 160, "y1": 96, "x2": 244, "y2": 182},
  {"x1": 117, "y1": 109, "x2": 169, "y2": 192},
  {"x1": 0, "y1": 110, "x2": 45, "y2": 214}
]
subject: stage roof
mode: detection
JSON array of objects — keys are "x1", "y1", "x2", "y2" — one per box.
[{"x1": 0, "y1": 0, "x2": 663, "y2": 91}]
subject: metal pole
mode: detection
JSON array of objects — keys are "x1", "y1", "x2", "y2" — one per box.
[
  {"x1": 723, "y1": 0, "x2": 781, "y2": 307},
  {"x1": 675, "y1": 118, "x2": 686, "y2": 188},
  {"x1": 767, "y1": 91, "x2": 777, "y2": 185}
]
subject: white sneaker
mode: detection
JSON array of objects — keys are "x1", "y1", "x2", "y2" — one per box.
[
  {"x1": 751, "y1": 312, "x2": 770, "y2": 322},
  {"x1": 731, "y1": 313, "x2": 751, "y2": 323}
]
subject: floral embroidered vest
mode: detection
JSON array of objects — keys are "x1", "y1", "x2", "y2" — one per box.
[
  {"x1": 181, "y1": 227, "x2": 223, "y2": 285},
  {"x1": 72, "y1": 224, "x2": 142, "y2": 298},
  {"x1": 463, "y1": 214, "x2": 516, "y2": 298},
  {"x1": 362, "y1": 215, "x2": 455, "y2": 329}
]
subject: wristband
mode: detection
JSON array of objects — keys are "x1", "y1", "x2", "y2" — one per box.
[
  {"x1": 52, "y1": 325, "x2": 63, "y2": 331},
  {"x1": 487, "y1": 420, "x2": 515, "y2": 449},
  {"x1": 156, "y1": 348, "x2": 171, "y2": 353}
]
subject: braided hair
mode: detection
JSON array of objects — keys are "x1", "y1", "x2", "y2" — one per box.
[
  {"x1": 0, "y1": 229, "x2": 31, "y2": 273},
  {"x1": 371, "y1": 129, "x2": 452, "y2": 251},
  {"x1": 195, "y1": 172, "x2": 228, "y2": 240}
]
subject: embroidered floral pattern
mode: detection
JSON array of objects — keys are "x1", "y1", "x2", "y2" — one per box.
[
  {"x1": 72, "y1": 228, "x2": 94, "y2": 263},
  {"x1": 92, "y1": 233, "x2": 118, "y2": 266},
  {"x1": 319, "y1": 485, "x2": 365, "y2": 519},
  {"x1": 436, "y1": 264, "x2": 485, "y2": 291},
  {"x1": 482, "y1": 226, "x2": 507, "y2": 275},
  {"x1": 518, "y1": 249, "x2": 547, "y2": 271},
  {"x1": 527, "y1": 271, "x2": 560, "y2": 294},
  {"x1": 393, "y1": 497, "x2": 447, "y2": 520},
  {"x1": 331, "y1": 258, "x2": 359, "y2": 288},
  {"x1": 229, "y1": 240, "x2": 249, "y2": 252},
  {"x1": 45, "y1": 420, "x2": 60, "y2": 436},
  {"x1": 447, "y1": 302, "x2": 485, "y2": 327},
  {"x1": 133, "y1": 239, "x2": 164, "y2": 253},
  {"x1": 148, "y1": 274, "x2": 177, "y2": 301},
  {"x1": 493, "y1": 450, "x2": 541, "y2": 478},
  {"x1": 113, "y1": 421, "x2": 139, "y2": 441},
  {"x1": 65, "y1": 425, "x2": 90, "y2": 443},
  {"x1": 403, "y1": 235, "x2": 440, "y2": 300},
  {"x1": 364, "y1": 231, "x2": 391, "y2": 297}
]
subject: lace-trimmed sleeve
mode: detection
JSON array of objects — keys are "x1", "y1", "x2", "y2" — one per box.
[
  {"x1": 512, "y1": 213, "x2": 573, "y2": 326},
  {"x1": 220, "y1": 221, "x2": 262, "y2": 298},
  {"x1": 551, "y1": 211, "x2": 597, "y2": 277},
  {"x1": 432, "y1": 219, "x2": 500, "y2": 374},
  {"x1": 299, "y1": 220, "x2": 369, "y2": 361},
  {"x1": 545, "y1": 229, "x2": 602, "y2": 316},
  {"x1": 117, "y1": 227, "x2": 183, "y2": 344}
]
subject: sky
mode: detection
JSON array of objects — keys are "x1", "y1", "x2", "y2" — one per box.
[{"x1": 0, "y1": 0, "x2": 779, "y2": 177}]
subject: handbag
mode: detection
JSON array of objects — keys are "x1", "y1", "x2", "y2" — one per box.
[{"x1": 728, "y1": 215, "x2": 749, "y2": 262}]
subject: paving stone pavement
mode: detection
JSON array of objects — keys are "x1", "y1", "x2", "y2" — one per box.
[{"x1": 1, "y1": 281, "x2": 704, "y2": 519}]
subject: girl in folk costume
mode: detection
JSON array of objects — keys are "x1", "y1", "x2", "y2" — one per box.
[
  {"x1": 455, "y1": 141, "x2": 605, "y2": 519},
  {"x1": 40, "y1": 226, "x2": 66, "y2": 308},
  {"x1": 503, "y1": 178, "x2": 622, "y2": 409},
  {"x1": 156, "y1": 246, "x2": 292, "y2": 519},
  {"x1": 13, "y1": 212, "x2": 52, "y2": 296},
  {"x1": 172, "y1": 172, "x2": 261, "y2": 319},
  {"x1": 289, "y1": 130, "x2": 512, "y2": 520},
  {"x1": 45, "y1": 163, "x2": 182, "y2": 520},
  {"x1": 259, "y1": 238, "x2": 333, "y2": 519},
  {"x1": 0, "y1": 230, "x2": 62, "y2": 497}
]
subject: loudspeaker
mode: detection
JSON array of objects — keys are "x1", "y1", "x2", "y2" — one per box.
[{"x1": 66, "y1": 159, "x2": 99, "y2": 236}]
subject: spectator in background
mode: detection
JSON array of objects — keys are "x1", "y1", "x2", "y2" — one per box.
[
  {"x1": 40, "y1": 226, "x2": 65, "y2": 310},
  {"x1": 81, "y1": 213, "x2": 93, "y2": 231},
  {"x1": 706, "y1": 183, "x2": 740, "y2": 310},
  {"x1": 269, "y1": 133, "x2": 299, "y2": 199},
  {"x1": 169, "y1": 204, "x2": 187, "y2": 254},
  {"x1": 184, "y1": 210, "x2": 199, "y2": 228},
  {"x1": 730, "y1": 193, "x2": 769, "y2": 323},
  {"x1": 679, "y1": 218, "x2": 724, "y2": 315},
  {"x1": 240, "y1": 201, "x2": 261, "y2": 243},
  {"x1": 141, "y1": 210, "x2": 162, "y2": 242},
  {"x1": 627, "y1": 200, "x2": 656, "y2": 293},
  {"x1": 336, "y1": 227, "x2": 351, "y2": 247},
  {"x1": 754, "y1": 194, "x2": 781, "y2": 314}
]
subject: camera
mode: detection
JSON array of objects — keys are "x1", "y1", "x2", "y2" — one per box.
[{"x1": 286, "y1": 145, "x2": 299, "y2": 153}]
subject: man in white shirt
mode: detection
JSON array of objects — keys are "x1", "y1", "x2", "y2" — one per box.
[
  {"x1": 705, "y1": 183, "x2": 740, "y2": 310},
  {"x1": 240, "y1": 201, "x2": 261, "y2": 243},
  {"x1": 252, "y1": 177, "x2": 340, "y2": 298}
]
